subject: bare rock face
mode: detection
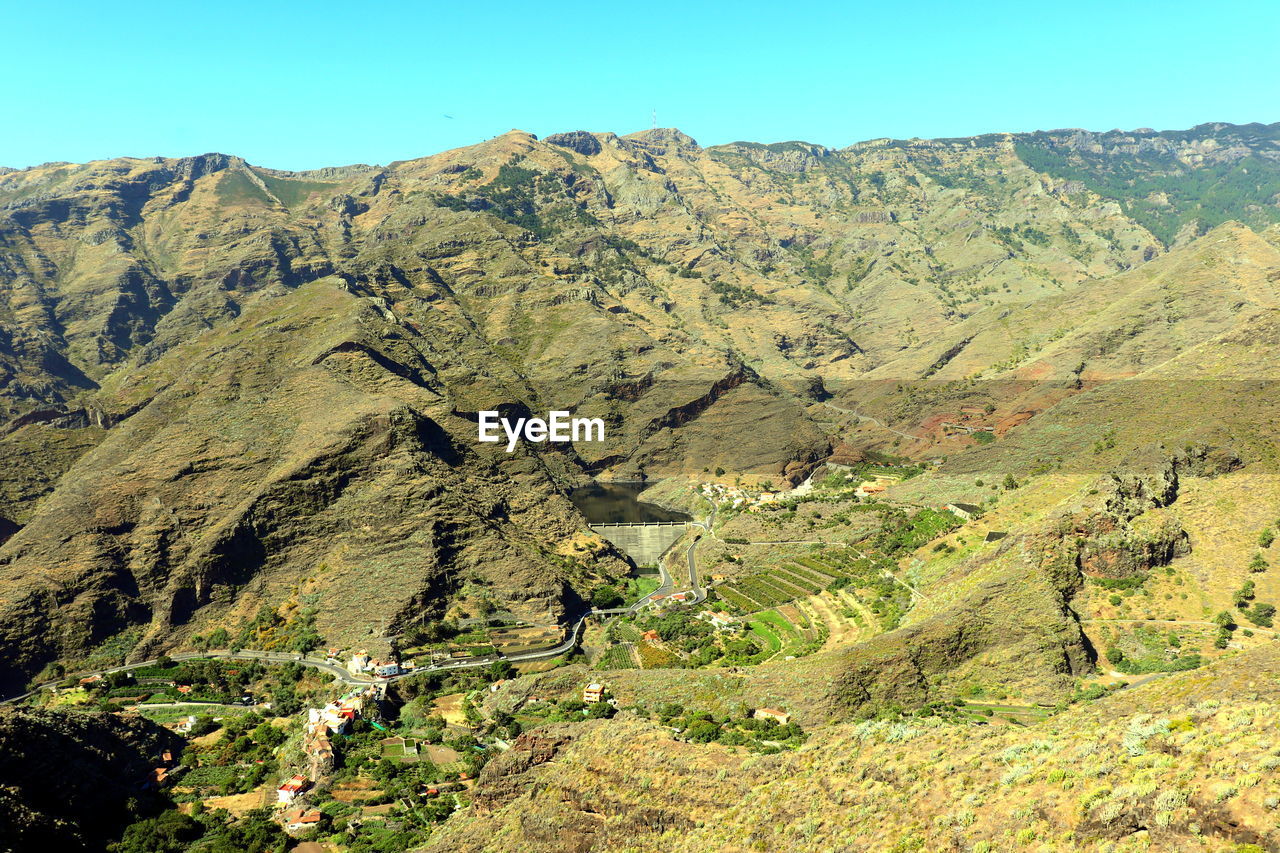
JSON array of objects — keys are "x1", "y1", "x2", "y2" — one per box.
[
  {"x1": 474, "y1": 728, "x2": 575, "y2": 813},
  {"x1": 544, "y1": 131, "x2": 603, "y2": 157}
]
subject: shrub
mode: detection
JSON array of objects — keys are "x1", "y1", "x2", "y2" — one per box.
[{"x1": 1245, "y1": 603, "x2": 1276, "y2": 628}]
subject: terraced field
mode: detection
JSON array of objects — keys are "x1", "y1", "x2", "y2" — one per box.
[
  {"x1": 745, "y1": 609, "x2": 816, "y2": 660},
  {"x1": 596, "y1": 645, "x2": 639, "y2": 670},
  {"x1": 713, "y1": 548, "x2": 913, "y2": 634},
  {"x1": 797, "y1": 591, "x2": 875, "y2": 648}
]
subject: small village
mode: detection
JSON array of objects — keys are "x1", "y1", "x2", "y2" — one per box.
[{"x1": 12, "y1": 456, "x2": 995, "y2": 850}]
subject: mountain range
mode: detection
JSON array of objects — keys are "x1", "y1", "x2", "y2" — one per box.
[{"x1": 1, "y1": 119, "x2": 1279, "y2": 700}]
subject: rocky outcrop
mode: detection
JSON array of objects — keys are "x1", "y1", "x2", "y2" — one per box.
[
  {"x1": 823, "y1": 546, "x2": 1094, "y2": 718},
  {"x1": 1065, "y1": 444, "x2": 1239, "y2": 580},
  {"x1": 544, "y1": 131, "x2": 603, "y2": 157},
  {"x1": 825, "y1": 448, "x2": 1239, "y2": 718},
  {"x1": 472, "y1": 728, "x2": 574, "y2": 814}
]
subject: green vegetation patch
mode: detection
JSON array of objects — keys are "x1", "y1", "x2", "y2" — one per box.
[
  {"x1": 1105, "y1": 625, "x2": 1205, "y2": 675},
  {"x1": 1015, "y1": 135, "x2": 1280, "y2": 245},
  {"x1": 257, "y1": 173, "x2": 339, "y2": 208},
  {"x1": 433, "y1": 163, "x2": 598, "y2": 238},
  {"x1": 214, "y1": 169, "x2": 273, "y2": 206},
  {"x1": 653, "y1": 702, "x2": 807, "y2": 753}
]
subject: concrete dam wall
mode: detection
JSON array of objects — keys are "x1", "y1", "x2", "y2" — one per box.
[{"x1": 590, "y1": 522, "x2": 691, "y2": 566}]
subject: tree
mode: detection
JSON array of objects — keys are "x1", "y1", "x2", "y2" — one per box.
[
  {"x1": 190, "y1": 715, "x2": 219, "y2": 737},
  {"x1": 271, "y1": 683, "x2": 302, "y2": 715},
  {"x1": 252, "y1": 722, "x2": 286, "y2": 748},
  {"x1": 110, "y1": 810, "x2": 203, "y2": 853},
  {"x1": 487, "y1": 660, "x2": 514, "y2": 682},
  {"x1": 1105, "y1": 647, "x2": 1125, "y2": 664},
  {"x1": 586, "y1": 701, "x2": 616, "y2": 719},
  {"x1": 1250, "y1": 552, "x2": 1270, "y2": 573},
  {"x1": 657, "y1": 702, "x2": 684, "y2": 722},
  {"x1": 199, "y1": 808, "x2": 288, "y2": 853},
  {"x1": 1002, "y1": 474, "x2": 1019, "y2": 490},
  {"x1": 592, "y1": 586, "x2": 625, "y2": 609},
  {"x1": 685, "y1": 720, "x2": 721, "y2": 743}
]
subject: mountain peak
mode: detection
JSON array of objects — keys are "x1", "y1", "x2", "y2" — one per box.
[{"x1": 621, "y1": 127, "x2": 701, "y2": 152}]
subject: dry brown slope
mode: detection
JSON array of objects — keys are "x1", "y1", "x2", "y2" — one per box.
[
  {"x1": 424, "y1": 644, "x2": 1280, "y2": 853},
  {"x1": 0, "y1": 278, "x2": 631, "y2": 691}
]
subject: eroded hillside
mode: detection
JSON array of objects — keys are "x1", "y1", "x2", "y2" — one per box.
[{"x1": 1, "y1": 121, "x2": 1278, "y2": 695}]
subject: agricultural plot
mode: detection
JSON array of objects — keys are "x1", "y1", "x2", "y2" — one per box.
[
  {"x1": 773, "y1": 567, "x2": 821, "y2": 594},
  {"x1": 747, "y1": 608, "x2": 824, "y2": 659},
  {"x1": 798, "y1": 592, "x2": 870, "y2": 648},
  {"x1": 715, "y1": 586, "x2": 762, "y2": 611},
  {"x1": 747, "y1": 620, "x2": 783, "y2": 654},
  {"x1": 636, "y1": 642, "x2": 680, "y2": 668},
  {"x1": 714, "y1": 518, "x2": 931, "y2": 635},
  {"x1": 782, "y1": 562, "x2": 835, "y2": 586},
  {"x1": 596, "y1": 645, "x2": 638, "y2": 670},
  {"x1": 610, "y1": 622, "x2": 642, "y2": 643},
  {"x1": 733, "y1": 577, "x2": 793, "y2": 608},
  {"x1": 756, "y1": 574, "x2": 810, "y2": 600},
  {"x1": 718, "y1": 545, "x2": 910, "y2": 624}
]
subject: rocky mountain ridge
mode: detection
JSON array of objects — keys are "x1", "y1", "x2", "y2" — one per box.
[{"x1": 1, "y1": 120, "x2": 1277, "y2": 692}]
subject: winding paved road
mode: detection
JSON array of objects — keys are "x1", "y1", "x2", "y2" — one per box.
[
  {"x1": 3, "y1": 508, "x2": 728, "y2": 706},
  {"x1": 1, "y1": 586, "x2": 702, "y2": 706},
  {"x1": 1, "y1": 620, "x2": 598, "y2": 706},
  {"x1": 822, "y1": 401, "x2": 923, "y2": 442}
]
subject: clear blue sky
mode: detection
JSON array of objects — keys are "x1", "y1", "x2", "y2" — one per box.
[{"x1": 4, "y1": 0, "x2": 1277, "y2": 170}]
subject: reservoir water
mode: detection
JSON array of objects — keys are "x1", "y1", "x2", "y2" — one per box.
[{"x1": 568, "y1": 481, "x2": 691, "y2": 524}]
